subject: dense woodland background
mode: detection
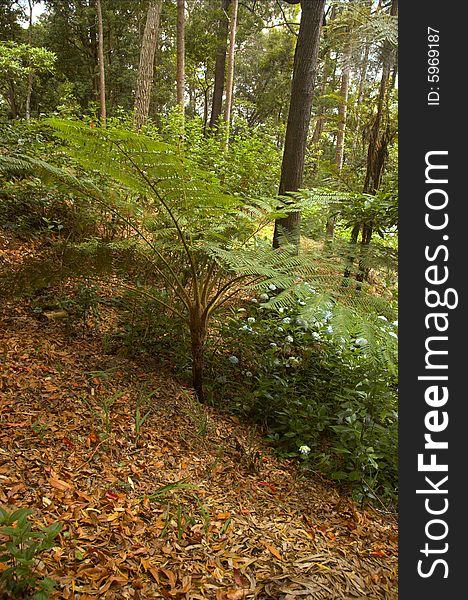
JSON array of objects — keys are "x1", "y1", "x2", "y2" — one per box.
[{"x1": 0, "y1": 1, "x2": 398, "y2": 598}]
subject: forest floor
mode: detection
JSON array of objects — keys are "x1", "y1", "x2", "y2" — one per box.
[{"x1": 0, "y1": 230, "x2": 398, "y2": 600}]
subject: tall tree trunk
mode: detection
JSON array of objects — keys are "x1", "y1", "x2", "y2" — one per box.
[
  {"x1": 335, "y1": 35, "x2": 352, "y2": 172},
  {"x1": 352, "y1": 41, "x2": 370, "y2": 151},
  {"x1": 25, "y1": 0, "x2": 34, "y2": 121},
  {"x1": 209, "y1": 0, "x2": 231, "y2": 130},
  {"x1": 133, "y1": 1, "x2": 163, "y2": 129},
  {"x1": 95, "y1": 0, "x2": 106, "y2": 126},
  {"x1": 355, "y1": 0, "x2": 398, "y2": 285},
  {"x1": 223, "y1": 0, "x2": 238, "y2": 150},
  {"x1": 272, "y1": 0, "x2": 326, "y2": 251},
  {"x1": 176, "y1": 0, "x2": 185, "y2": 108},
  {"x1": 325, "y1": 30, "x2": 353, "y2": 243}
]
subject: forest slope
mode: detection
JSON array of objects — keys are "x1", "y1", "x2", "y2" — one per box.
[{"x1": 0, "y1": 230, "x2": 397, "y2": 599}]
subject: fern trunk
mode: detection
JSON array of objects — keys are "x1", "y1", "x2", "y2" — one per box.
[{"x1": 190, "y1": 312, "x2": 207, "y2": 402}]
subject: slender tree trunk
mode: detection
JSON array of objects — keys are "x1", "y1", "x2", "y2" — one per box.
[
  {"x1": 25, "y1": 0, "x2": 34, "y2": 121},
  {"x1": 209, "y1": 0, "x2": 231, "y2": 130},
  {"x1": 355, "y1": 0, "x2": 398, "y2": 285},
  {"x1": 95, "y1": 0, "x2": 106, "y2": 126},
  {"x1": 176, "y1": 0, "x2": 185, "y2": 108},
  {"x1": 335, "y1": 35, "x2": 352, "y2": 172},
  {"x1": 325, "y1": 30, "x2": 353, "y2": 244},
  {"x1": 8, "y1": 82, "x2": 17, "y2": 119},
  {"x1": 133, "y1": 1, "x2": 163, "y2": 129},
  {"x1": 223, "y1": 0, "x2": 238, "y2": 150},
  {"x1": 272, "y1": 0, "x2": 326, "y2": 251},
  {"x1": 353, "y1": 41, "x2": 370, "y2": 151}
]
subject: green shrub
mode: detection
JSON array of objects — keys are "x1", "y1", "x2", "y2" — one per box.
[
  {"x1": 207, "y1": 286, "x2": 398, "y2": 504},
  {"x1": 0, "y1": 507, "x2": 61, "y2": 599}
]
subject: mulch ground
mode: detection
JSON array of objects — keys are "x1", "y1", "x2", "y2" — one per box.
[{"x1": 0, "y1": 230, "x2": 398, "y2": 599}]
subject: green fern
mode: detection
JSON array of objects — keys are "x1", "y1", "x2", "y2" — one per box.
[{"x1": 0, "y1": 119, "x2": 396, "y2": 400}]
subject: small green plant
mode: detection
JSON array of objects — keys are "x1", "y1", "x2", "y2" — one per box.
[
  {"x1": 99, "y1": 390, "x2": 125, "y2": 435},
  {"x1": 134, "y1": 387, "x2": 158, "y2": 440},
  {"x1": 182, "y1": 390, "x2": 211, "y2": 439},
  {"x1": 31, "y1": 420, "x2": 49, "y2": 440},
  {"x1": 0, "y1": 507, "x2": 62, "y2": 599}
]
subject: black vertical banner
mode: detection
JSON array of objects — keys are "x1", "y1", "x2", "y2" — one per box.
[{"x1": 399, "y1": 2, "x2": 466, "y2": 598}]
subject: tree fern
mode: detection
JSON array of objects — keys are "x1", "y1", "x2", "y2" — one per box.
[{"x1": 1, "y1": 119, "x2": 396, "y2": 400}]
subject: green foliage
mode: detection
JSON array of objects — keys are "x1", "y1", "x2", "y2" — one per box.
[
  {"x1": 0, "y1": 119, "x2": 316, "y2": 400},
  {"x1": 0, "y1": 507, "x2": 61, "y2": 599},
  {"x1": 207, "y1": 285, "x2": 397, "y2": 504}
]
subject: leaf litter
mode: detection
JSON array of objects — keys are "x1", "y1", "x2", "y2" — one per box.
[{"x1": 0, "y1": 234, "x2": 397, "y2": 599}]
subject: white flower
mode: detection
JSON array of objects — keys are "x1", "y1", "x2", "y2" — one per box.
[
  {"x1": 251, "y1": 298, "x2": 258, "y2": 303},
  {"x1": 356, "y1": 337, "x2": 367, "y2": 347},
  {"x1": 297, "y1": 299, "x2": 306, "y2": 306},
  {"x1": 269, "y1": 284, "x2": 277, "y2": 291},
  {"x1": 285, "y1": 335, "x2": 294, "y2": 343},
  {"x1": 388, "y1": 331, "x2": 398, "y2": 339},
  {"x1": 296, "y1": 318, "x2": 307, "y2": 328},
  {"x1": 277, "y1": 326, "x2": 284, "y2": 332},
  {"x1": 259, "y1": 293, "x2": 269, "y2": 302},
  {"x1": 378, "y1": 315, "x2": 388, "y2": 321},
  {"x1": 282, "y1": 317, "x2": 292, "y2": 324},
  {"x1": 312, "y1": 332, "x2": 321, "y2": 340},
  {"x1": 326, "y1": 326, "x2": 333, "y2": 334},
  {"x1": 247, "y1": 317, "x2": 256, "y2": 323},
  {"x1": 392, "y1": 320, "x2": 398, "y2": 327},
  {"x1": 229, "y1": 355, "x2": 239, "y2": 364},
  {"x1": 241, "y1": 325, "x2": 253, "y2": 332},
  {"x1": 299, "y1": 445, "x2": 311, "y2": 455},
  {"x1": 323, "y1": 310, "x2": 332, "y2": 321},
  {"x1": 270, "y1": 342, "x2": 277, "y2": 348},
  {"x1": 245, "y1": 371, "x2": 253, "y2": 378}
]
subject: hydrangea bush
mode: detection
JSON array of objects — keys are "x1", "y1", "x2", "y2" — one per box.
[{"x1": 209, "y1": 285, "x2": 398, "y2": 504}]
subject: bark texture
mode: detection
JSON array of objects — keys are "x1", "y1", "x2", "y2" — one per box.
[
  {"x1": 133, "y1": 1, "x2": 163, "y2": 130},
  {"x1": 273, "y1": 0, "x2": 326, "y2": 250},
  {"x1": 209, "y1": 0, "x2": 231, "y2": 130},
  {"x1": 223, "y1": 0, "x2": 238, "y2": 147},
  {"x1": 176, "y1": 0, "x2": 185, "y2": 108},
  {"x1": 96, "y1": 0, "x2": 106, "y2": 125}
]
